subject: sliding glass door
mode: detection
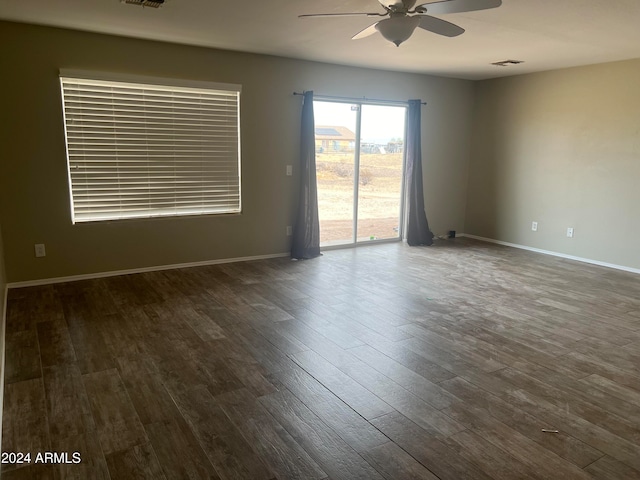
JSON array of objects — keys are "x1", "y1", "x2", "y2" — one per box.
[
  {"x1": 314, "y1": 102, "x2": 358, "y2": 246},
  {"x1": 357, "y1": 104, "x2": 406, "y2": 243},
  {"x1": 314, "y1": 100, "x2": 406, "y2": 247}
]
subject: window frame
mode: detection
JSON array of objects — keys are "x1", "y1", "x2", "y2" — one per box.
[{"x1": 59, "y1": 70, "x2": 242, "y2": 224}]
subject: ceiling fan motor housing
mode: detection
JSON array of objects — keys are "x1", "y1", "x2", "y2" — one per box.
[{"x1": 384, "y1": 0, "x2": 418, "y2": 10}]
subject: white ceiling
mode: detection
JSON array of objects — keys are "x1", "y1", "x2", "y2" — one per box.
[{"x1": 2, "y1": 0, "x2": 640, "y2": 80}]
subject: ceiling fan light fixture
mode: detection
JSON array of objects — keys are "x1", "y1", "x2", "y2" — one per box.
[{"x1": 375, "y1": 15, "x2": 420, "y2": 46}]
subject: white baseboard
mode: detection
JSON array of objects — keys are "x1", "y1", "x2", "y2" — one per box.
[
  {"x1": 460, "y1": 234, "x2": 640, "y2": 275},
  {"x1": 7, "y1": 252, "x2": 290, "y2": 289}
]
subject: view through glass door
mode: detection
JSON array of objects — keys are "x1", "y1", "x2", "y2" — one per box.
[{"x1": 314, "y1": 100, "x2": 406, "y2": 247}]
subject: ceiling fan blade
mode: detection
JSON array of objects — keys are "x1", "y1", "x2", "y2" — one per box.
[
  {"x1": 299, "y1": 12, "x2": 385, "y2": 18},
  {"x1": 418, "y1": 0, "x2": 502, "y2": 15},
  {"x1": 417, "y1": 15, "x2": 465, "y2": 36},
  {"x1": 352, "y1": 22, "x2": 381, "y2": 40}
]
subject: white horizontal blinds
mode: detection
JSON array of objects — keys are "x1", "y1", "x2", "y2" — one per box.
[{"x1": 60, "y1": 76, "x2": 241, "y2": 223}]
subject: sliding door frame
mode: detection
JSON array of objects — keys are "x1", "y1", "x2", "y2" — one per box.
[{"x1": 314, "y1": 96, "x2": 409, "y2": 250}]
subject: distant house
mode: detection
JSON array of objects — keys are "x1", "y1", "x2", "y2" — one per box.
[{"x1": 315, "y1": 125, "x2": 356, "y2": 153}]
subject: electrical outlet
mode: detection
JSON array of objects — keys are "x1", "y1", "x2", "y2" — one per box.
[
  {"x1": 531, "y1": 221, "x2": 538, "y2": 232},
  {"x1": 286, "y1": 165, "x2": 292, "y2": 176},
  {"x1": 567, "y1": 227, "x2": 574, "y2": 238},
  {"x1": 286, "y1": 226, "x2": 292, "y2": 236},
  {"x1": 35, "y1": 243, "x2": 46, "y2": 257}
]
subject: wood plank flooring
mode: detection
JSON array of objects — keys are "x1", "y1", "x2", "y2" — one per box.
[{"x1": 3, "y1": 238, "x2": 640, "y2": 479}]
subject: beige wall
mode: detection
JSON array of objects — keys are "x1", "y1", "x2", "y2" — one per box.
[
  {"x1": 0, "y1": 223, "x2": 6, "y2": 310},
  {"x1": 466, "y1": 59, "x2": 640, "y2": 270},
  {"x1": 0, "y1": 21, "x2": 474, "y2": 283}
]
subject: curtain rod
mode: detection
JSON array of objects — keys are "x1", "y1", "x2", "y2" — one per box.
[{"x1": 293, "y1": 91, "x2": 426, "y2": 106}]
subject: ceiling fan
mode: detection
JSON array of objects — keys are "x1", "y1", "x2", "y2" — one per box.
[{"x1": 299, "y1": 0, "x2": 502, "y2": 46}]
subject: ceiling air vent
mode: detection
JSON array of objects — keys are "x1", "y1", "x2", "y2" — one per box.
[
  {"x1": 492, "y1": 60, "x2": 524, "y2": 67},
  {"x1": 122, "y1": 0, "x2": 165, "y2": 8}
]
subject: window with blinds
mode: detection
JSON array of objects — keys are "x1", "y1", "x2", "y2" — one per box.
[{"x1": 60, "y1": 73, "x2": 241, "y2": 223}]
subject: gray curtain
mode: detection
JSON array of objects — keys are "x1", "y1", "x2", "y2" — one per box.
[
  {"x1": 291, "y1": 91, "x2": 321, "y2": 259},
  {"x1": 405, "y1": 99, "x2": 434, "y2": 246}
]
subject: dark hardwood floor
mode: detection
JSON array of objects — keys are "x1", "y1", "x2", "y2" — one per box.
[{"x1": 2, "y1": 238, "x2": 640, "y2": 479}]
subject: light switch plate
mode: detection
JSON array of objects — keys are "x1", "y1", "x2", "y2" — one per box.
[{"x1": 35, "y1": 244, "x2": 46, "y2": 257}]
